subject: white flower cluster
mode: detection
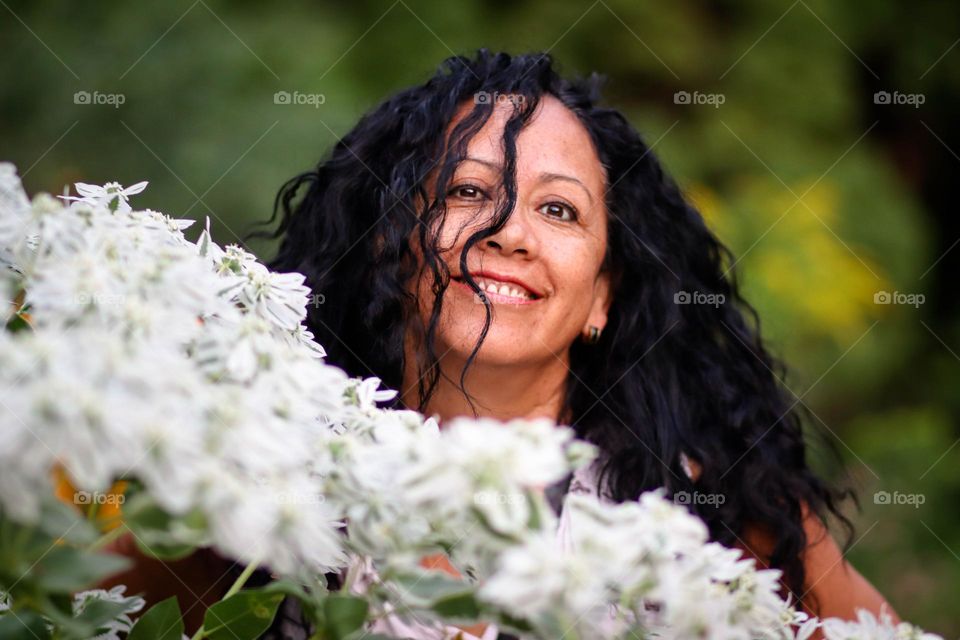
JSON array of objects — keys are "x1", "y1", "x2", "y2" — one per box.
[
  {"x1": 0, "y1": 585, "x2": 146, "y2": 640},
  {"x1": 332, "y1": 414, "x2": 589, "y2": 572},
  {"x1": 820, "y1": 609, "x2": 941, "y2": 640},
  {"x1": 0, "y1": 163, "x2": 349, "y2": 575},
  {"x1": 70, "y1": 586, "x2": 146, "y2": 640},
  {"x1": 481, "y1": 492, "x2": 805, "y2": 639},
  {"x1": 0, "y1": 164, "x2": 942, "y2": 640}
]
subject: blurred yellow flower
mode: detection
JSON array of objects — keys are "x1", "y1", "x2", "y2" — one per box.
[
  {"x1": 685, "y1": 179, "x2": 888, "y2": 347},
  {"x1": 52, "y1": 465, "x2": 127, "y2": 532}
]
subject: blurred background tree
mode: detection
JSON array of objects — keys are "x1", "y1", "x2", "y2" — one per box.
[{"x1": 2, "y1": 0, "x2": 958, "y2": 632}]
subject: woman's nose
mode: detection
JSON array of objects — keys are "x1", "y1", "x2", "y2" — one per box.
[{"x1": 482, "y1": 208, "x2": 537, "y2": 257}]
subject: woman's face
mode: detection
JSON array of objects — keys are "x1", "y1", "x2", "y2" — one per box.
[{"x1": 411, "y1": 94, "x2": 612, "y2": 367}]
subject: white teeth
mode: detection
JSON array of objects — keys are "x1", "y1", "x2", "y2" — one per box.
[{"x1": 471, "y1": 277, "x2": 534, "y2": 300}]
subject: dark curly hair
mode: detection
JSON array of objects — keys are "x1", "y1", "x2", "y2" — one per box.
[{"x1": 255, "y1": 48, "x2": 856, "y2": 613}]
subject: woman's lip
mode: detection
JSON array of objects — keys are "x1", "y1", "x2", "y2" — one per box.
[
  {"x1": 453, "y1": 269, "x2": 544, "y2": 300},
  {"x1": 450, "y1": 277, "x2": 540, "y2": 305},
  {"x1": 468, "y1": 270, "x2": 543, "y2": 298}
]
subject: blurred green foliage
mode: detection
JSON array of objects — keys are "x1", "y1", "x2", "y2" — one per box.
[{"x1": 2, "y1": 0, "x2": 958, "y2": 633}]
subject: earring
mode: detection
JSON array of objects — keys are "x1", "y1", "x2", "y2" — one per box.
[{"x1": 582, "y1": 325, "x2": 601, "y2": 345}]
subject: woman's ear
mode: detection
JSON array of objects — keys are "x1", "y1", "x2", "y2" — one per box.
[{"x1": 584, "y1": 270, "x2": 613, "y2": 334}]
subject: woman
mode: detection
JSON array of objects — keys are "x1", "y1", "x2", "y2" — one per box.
[
  {"x1": 264, "y1": 47, "x2": 899, "y2": 633},
  {"x1": 108, "y1": 49, "x2": 898, "y2": 638}
]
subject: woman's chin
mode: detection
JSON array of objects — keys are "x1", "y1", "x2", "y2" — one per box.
[{"x1": 436, "y1": 329, "x2": 545, "y2": 367}]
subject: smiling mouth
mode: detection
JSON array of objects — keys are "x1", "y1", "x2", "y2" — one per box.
[{"x1": 451, "y1": 275, "x2": 541, "y2": 303}]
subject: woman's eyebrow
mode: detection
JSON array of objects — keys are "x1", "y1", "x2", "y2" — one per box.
[
  {"x1": 463, "y1": 157, "x2": 595, "y2": 204},
  {"x1": 462, "y1": 156, "x2": 500, "y2": 170},
  {"x1": 536, "y1": 172, "x2": 594, "y2": 204}
]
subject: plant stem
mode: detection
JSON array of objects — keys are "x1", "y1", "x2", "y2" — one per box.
[
  {"x1": 341, "y1": 556, "x2": 362, "y2": 594},
  {"x1": 89, "y1": 522, "x2": 127, "y2": 551},
  {"x1": 188, "y1": 557, "x2": 260, "y2": 640},
  {"x1": 223, "y1": 558, "x2": 260, "y2": 599}
]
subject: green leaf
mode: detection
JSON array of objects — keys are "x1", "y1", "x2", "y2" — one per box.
[
  {"x1": 262, "y1": 578, "x2": 312, "y2": 601},
  {"x1": 128, "y1": 596, "x2": 184, "y2": 640},
  {"x1": 380, "y1": 571, "x2": 483, "y2": 631},
  {"x1": 525, "y1": 491, "x2": 544, "y2": 530},
  {"x1": 36, "y1": 592, "x2": 75, "y2": 627},
  {"x1": 492, "y1": 610, "x2": 536, "y2": 636},
  {"x1": 67, "y1": 598, "x2": 138, "y2": 639},
  {"x1": 390, "y1": 571, "x2": 473, "y2": 608},
  {"x1": 0, "y1": 611, "x2": 52, "y2": 640},
  {"x1": 123, "y1": 494, "x2": 206, "y2": 560},
  {"x1": 262, "y1": 578, "x2": 320, "y2": 621},
  {"x1": 202, "y1": 588, "x2": 284, "y2": 640},
  {"x1": 132, "y1": 536, "x2": 198, "y2": 561},
  {"x1": 32, "y1": 546, "x2": 130, "y2": 592},
  {"x1": 38, "y1": 498, "x2": 99, "y2": 546},
  {"x1": 431, "y1": 590, "x2": 481, "y2": 620},
  {"x1": 0, "y1": 507, "x2": 96, "y2": 591},
  {"x1": 5, "y1": 311, "x2": 32, "y2": 333},
  {"x1": 322, "y1": 595, "x2": 368, "y2": 639}
]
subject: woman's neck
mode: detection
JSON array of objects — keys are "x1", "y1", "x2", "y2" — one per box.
[{"x1": 399, "y1": 338, "x2": 571, "y2": 425}]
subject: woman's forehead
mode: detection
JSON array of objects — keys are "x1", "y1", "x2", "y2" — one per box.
[{"x1": 446, "y1": 95, "x2": 606, "y2": 189}]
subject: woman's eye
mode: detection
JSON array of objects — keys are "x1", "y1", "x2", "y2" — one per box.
[
  {"x1": 539, "y1": 202, "x2": 578, "y2": 222},
  {"x1": 449, "y1": 185, "x2": 484, "y2": 199}
]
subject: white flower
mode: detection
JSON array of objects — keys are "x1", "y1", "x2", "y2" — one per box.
[
  {"x1": 0, "y1": 162, "x2": 32, "y2": 268},
  {"x1": 479, "y1": 526, "x2": 624, "y2": 638},
  {"x1": 201, "y1": 471, "x2": 348, "y2": 575},
  {"x1": 1, "y1": 585, "x2": 145, "y2": 640},
  {"x1": 238, "y1": 266, "x2": 312, "y2": 331},
  {"x1": 354, "y1": 376, "x2": 399, "y2": 409},
  {"x1": 281, "y1": 322, "x2": 327, "y2": 359},
  {"x1": 71, "y1": 585, "x2": 146, "y2": 640},
  {"x1": 59, "y1": 180, "x2": 148, "y2": 213},
  {"x1": 395, "y1": 418, "x2": 573, "y2": 538},
  {"x1": 821, "y1": 608, "x2": 942, "y2": 640}
]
